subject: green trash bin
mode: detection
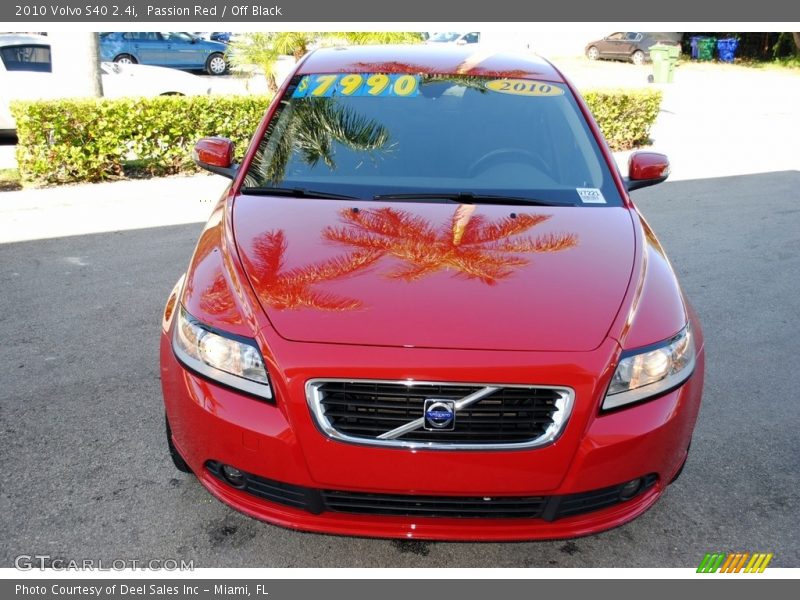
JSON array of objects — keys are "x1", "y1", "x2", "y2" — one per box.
[
  {"x1": 666, "y1": 44, "x2": 681, "y2": 83},
  {"x1": 697, "y1": 37, "x2": 716, "y2": 61},
  {"x1": 650, "y1": 44, "x2": 672, "y2": 83}
]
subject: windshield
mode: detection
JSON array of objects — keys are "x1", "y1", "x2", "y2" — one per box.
[{"x1": 243, "y1": 73, "x2": 622, "y2": 207}]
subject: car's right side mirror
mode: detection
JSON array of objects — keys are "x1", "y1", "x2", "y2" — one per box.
[
  {"x1": 626, "y1": 151, "x2": 670, "y2": 192},
  {"x1": 192, "y1": 137, "x2": 238, "y2": 179}
]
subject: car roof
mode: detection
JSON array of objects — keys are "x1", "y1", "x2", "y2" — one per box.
[
  {"x1": 298, "y1": 44, "x2": 565, "y2": 82},
  {"x1": 0, "y1": 33, "x2": 49, "y2": 47}
]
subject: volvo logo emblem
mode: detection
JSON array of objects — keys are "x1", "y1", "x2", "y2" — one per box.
[{"x1": 424, "y1": 399, "x2": 456, "y2": 431}]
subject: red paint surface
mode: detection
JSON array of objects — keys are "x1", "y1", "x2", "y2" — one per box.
[{"x1": 232, "y1": 198, "x2": 634, "y2": 352}]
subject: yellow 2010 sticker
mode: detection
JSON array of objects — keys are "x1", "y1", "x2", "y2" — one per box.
[{"x1": 485, "y1": 79, "x2": 565, "y2": 97}]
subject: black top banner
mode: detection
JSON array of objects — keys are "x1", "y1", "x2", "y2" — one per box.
[{"x1": 3, "y1": 0, "x2": 800, "y2": 22}]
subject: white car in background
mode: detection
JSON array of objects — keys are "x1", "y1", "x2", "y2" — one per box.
[
  {"x1": 99, "y1": 61, "x2": 211, "y2": 97},
  {"x1": 0, "y1": 34, "x2": 211, "y2": 133}
]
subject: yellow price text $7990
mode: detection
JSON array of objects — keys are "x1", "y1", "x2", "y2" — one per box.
[{"x1": 293, "y1": 73, "x2": 421, "y2": 99}]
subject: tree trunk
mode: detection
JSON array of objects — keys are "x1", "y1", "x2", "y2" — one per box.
[
  {"x1": 87, "y1": 33, "x2": 103, "y2": 96},
  {"x1": 267, "y1": 73, "x2": 278, "y2": 94},
  {"x1": 49, "y1": 32, "x2": 103, "y2": 97},
  {"x1": 793, "y1": 32, "x2": 800, "y2": 55}
]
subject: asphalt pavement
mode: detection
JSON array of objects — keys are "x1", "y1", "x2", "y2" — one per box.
[{"x1": 1, "y1": 170, "x2": 798, "y2": 567}]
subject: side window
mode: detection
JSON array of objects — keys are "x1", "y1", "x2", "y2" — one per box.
[
  {"x1": 607, "y1": 32, "x2": 624, "y2": 41},
  {"x1": 122, "y1": 33, "x2": 159, "y2": 41},
  {"x1": 161, "y1": 32, "x2": 193, "y2": 43},
  {"x1": 463, "y1": 32, "x2": 480, "y2": 44},
  {"x1": 625, "y1": 32, "x2": 639, "y2": 41},
  {"x1": 0, "y1": 45, "x2": 52, "y2": 73}
]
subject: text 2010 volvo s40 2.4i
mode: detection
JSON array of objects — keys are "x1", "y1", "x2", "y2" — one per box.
[{"x1": 160, "y1": 45, "x2": 704, "y2": 540}]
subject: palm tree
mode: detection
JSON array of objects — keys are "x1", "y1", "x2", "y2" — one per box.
[
  {"x1": 245, "y1": 97, "x2": 392, "y2": 186},
  {"x1": 273, "y1": 32, "x2": 318, "y2": 61},
  {"x1": 228, "y1": 32, "x2": 425, "y2": 92},
  {"x1": 240, "y1": 230, "x2": 383, "y2": 311},
  {"x1": 328, "y1": 32, "x2": 424, "y2": 46},
  {"x1": 273, "y1": 32, "x2": 424, "y2": 59},
  {"x1": 228, "y1": 32, "x2": 282, "y2": 93},
  {"x1": 323, "y1": 207, "x2": 578, "y2": 285},
  {"x1": 199, "y1": 274, "x2": 241, "y2": 323}
]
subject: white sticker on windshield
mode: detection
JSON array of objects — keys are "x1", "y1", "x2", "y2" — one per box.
[{"x1": 577, "y1": 188, "x2": 606, "y2": 204}]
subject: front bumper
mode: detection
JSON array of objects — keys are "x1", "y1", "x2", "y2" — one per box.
[{"x1": 160, "y1": 319, "x2": 704, "y2": 540}]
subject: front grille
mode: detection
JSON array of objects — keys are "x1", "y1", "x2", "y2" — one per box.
[
  {"x1": 206, "y1": 461, "x2": 658, "y2": 521},
  {"x1": 307, "y1": 379, "x2": 573, "y2": 449},
  {"x1": 322, "y1": 490, "x2": 546, "y2": 519}
]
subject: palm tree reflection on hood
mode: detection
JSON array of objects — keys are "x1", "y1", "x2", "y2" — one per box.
[
  {"x1": 246, "y1": 98, "x2": 391, "y2": 186},
  {"x1": 242, "y1": 230, "x2": 382, "y2": 310},
  {"x1": 324, "y1": 206, "x2": 578, "y2": 285},
  {"x1": 199, "y1": 274, "x2": 241, "y2": 323},
  {"x1": 212, "y1": 208, "x2": 576, "y2": 313}
]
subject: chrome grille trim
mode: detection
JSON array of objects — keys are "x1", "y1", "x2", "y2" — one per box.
[{"x1": 305, "y1": 378, "x2": 575, "y2": 451}]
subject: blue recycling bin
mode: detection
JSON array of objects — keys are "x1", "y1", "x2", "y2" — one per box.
[{"x1": 717, "y1": 38, "x2": 739, "y2": 63}]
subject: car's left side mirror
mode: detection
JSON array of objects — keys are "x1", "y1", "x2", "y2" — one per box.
[
  {"x1": 193, "y1": 137, "x2": 238, "y2": 179},
  {"x1": 626, "y1": 151, "x2": 670, "y2": 192}
]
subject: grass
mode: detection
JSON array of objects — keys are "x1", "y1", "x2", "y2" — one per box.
[
  {"x1": 728, "y1": 56, "x2": 800, "y2": 71},
  {"x1": 767, "y1": 56, "x2": 800, "y2": 70},
  {"x1": 0, "y1": 168, "x2": 21, "y2": 192}
]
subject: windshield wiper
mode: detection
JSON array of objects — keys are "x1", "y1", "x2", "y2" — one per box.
[
  {"x1": 241, "y1": 187, "x2": 361, "y2": 200},
  {"x1": 372, "y1": 192, "x2": 571, "y2": 206}
]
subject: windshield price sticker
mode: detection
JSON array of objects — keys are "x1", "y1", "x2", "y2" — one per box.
[
  {"x1": 577, "y1": 188, "x2": 606, "y2": 204},
  {"x1": 485, "y1": 79, "x2": 565, "y2": 97},
  {"x1": 293, "y1": 74, "x2": 421, "y2": 98}
]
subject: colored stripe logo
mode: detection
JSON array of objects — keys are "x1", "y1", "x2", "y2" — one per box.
[{"x1": 697, "y1": 552, "x2": 773, "y2": 573}]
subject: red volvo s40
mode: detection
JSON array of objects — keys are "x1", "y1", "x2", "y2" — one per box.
[{"x1": 160, "y1": 45, "x2": 704, "y2": 540}]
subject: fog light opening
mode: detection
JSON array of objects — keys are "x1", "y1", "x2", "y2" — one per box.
[
  {"x1": 619, "y1": 478, "x2": 642, "y2": 501},
  {"x1": 221, "y1": 464, "x2": 247, "y2": 488}
]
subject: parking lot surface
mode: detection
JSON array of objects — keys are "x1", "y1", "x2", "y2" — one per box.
[{"x1": 1, "y1": 170, "x2": 798, "y2": 567}]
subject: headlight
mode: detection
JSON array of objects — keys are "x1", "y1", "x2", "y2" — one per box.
[
  {"x1": 173, "y1": 307, "x2": 273, "y2": 401},
  {"x1": 603, "y1": 324, "x2": 695, "y2": 410}
]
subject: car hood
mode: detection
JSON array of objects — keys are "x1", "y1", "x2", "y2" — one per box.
[{"x1": 232, "y1": 194, "x2": 635, "y2": 352}]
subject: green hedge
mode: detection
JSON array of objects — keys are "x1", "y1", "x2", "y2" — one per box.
[
  {"x1": 12, "y1": 95, "x2": 270, "y2": 185},
  {"x1": 12, "y1": 89, "x2": 661, "y2": 185},
  {"x1": 583, "y1": 89, "x2": 662, "y2": 151}
]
